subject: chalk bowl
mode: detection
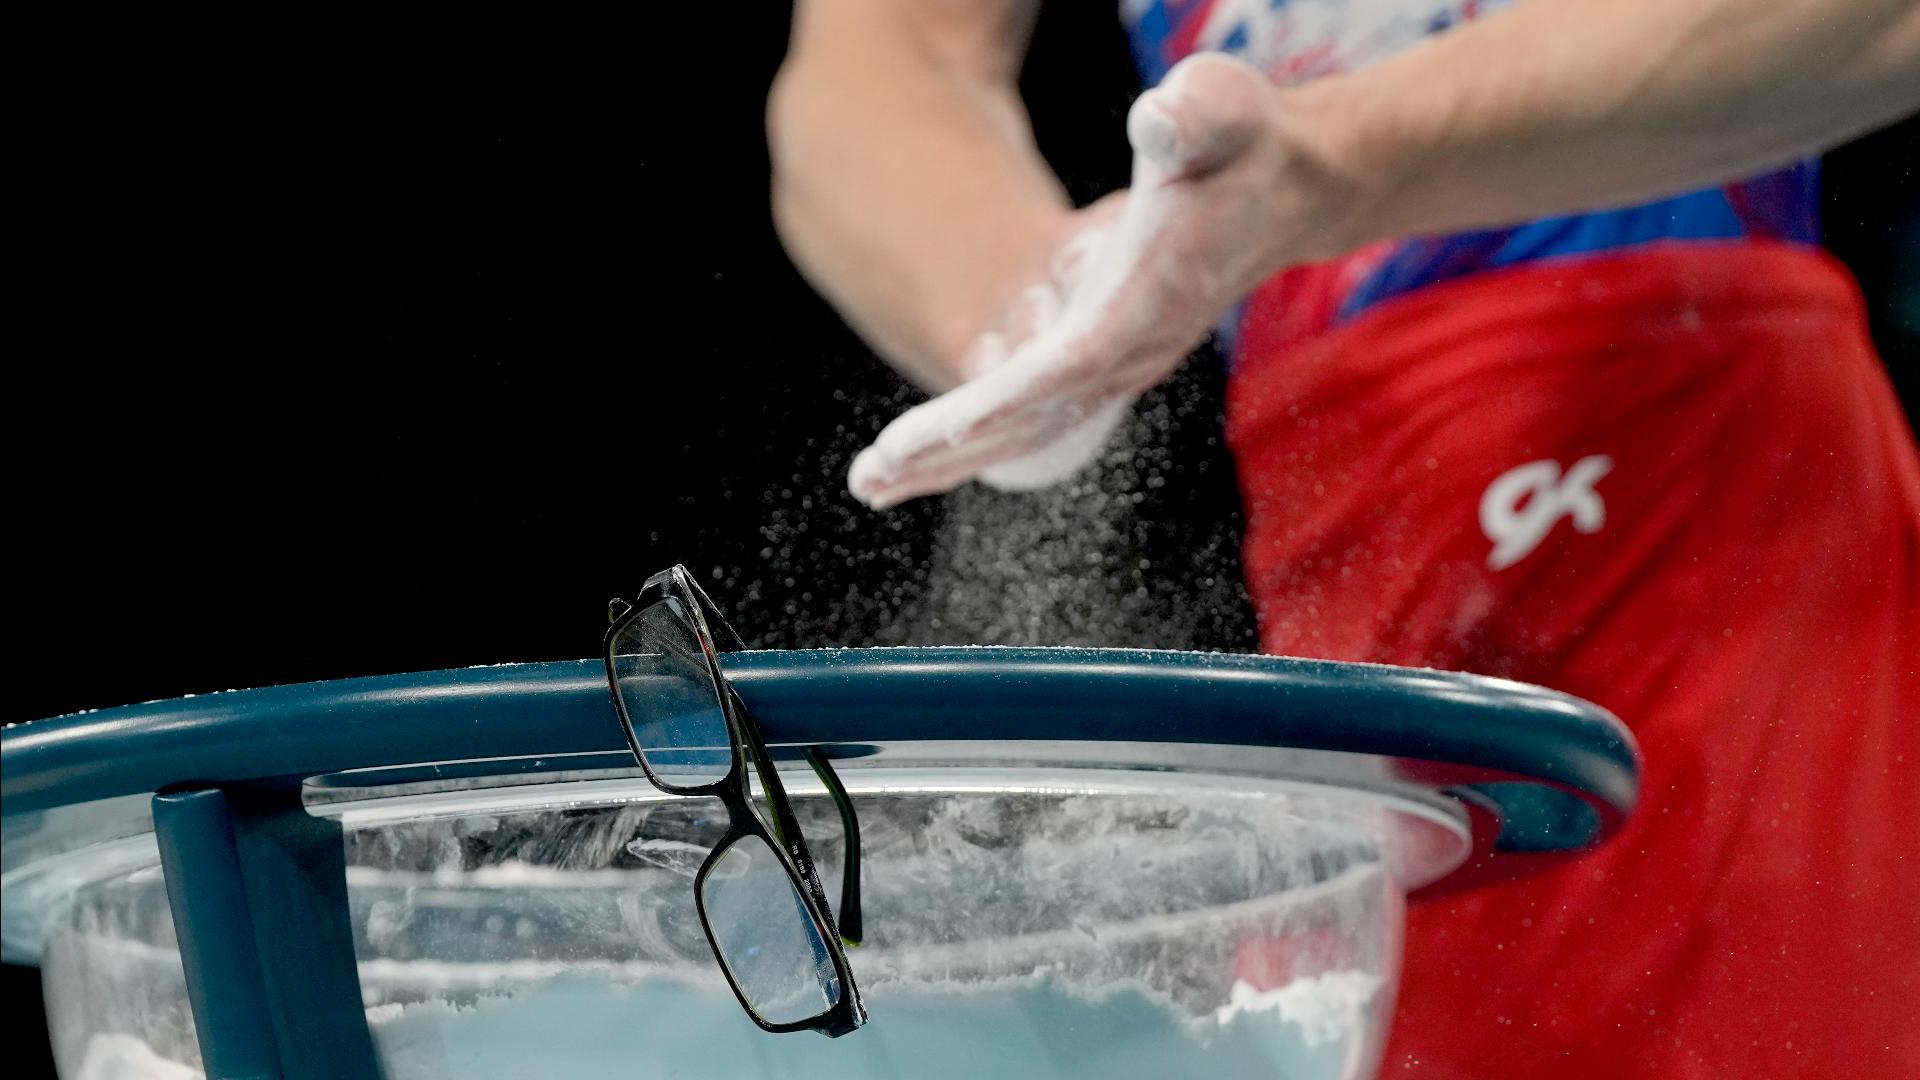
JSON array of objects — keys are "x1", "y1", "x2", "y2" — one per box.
[{"x1": 28, "y1": 762, "x2": 1461, "y2": 1080}]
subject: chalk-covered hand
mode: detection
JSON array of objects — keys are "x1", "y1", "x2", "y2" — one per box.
[{"x1": 847, "y1": 54, "x2": 1352, "y2": 509}]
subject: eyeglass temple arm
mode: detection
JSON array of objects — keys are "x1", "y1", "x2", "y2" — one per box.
[
  {"x1": 804, "y1": 746, "x2": 864, "y2": 947},
  {"x1": 724, "y1": 682, "x2": 864, "y2": 949}
]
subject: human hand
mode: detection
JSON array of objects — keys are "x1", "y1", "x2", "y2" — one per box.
[{"x1": 848, "y1": 53, "x2": 1354, "y2": 509}]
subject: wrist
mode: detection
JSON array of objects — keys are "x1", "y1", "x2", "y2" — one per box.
[
  {"x1": 927, "y1": 203, "x2": 1081, "y2": 382},
  {"x1": 1257, "y1": 70, "x2": 1427, "y2": 267}
]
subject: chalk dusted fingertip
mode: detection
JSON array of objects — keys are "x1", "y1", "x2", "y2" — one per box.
[
  {"x1": 845, "y1": 449, "x2": 893, "y2": 504},
  {"x1": 1127, "y1": 94, "x2": 1181, "y2": 170}
]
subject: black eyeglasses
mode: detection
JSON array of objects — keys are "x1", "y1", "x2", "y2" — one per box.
[{"x1": 603, "y1": 565, "x2": 866, "y2": 1037}]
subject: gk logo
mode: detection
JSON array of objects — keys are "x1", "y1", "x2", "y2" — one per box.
[{"x1": 1479, "y1": 456, "x2": 1613, "y2": 570}]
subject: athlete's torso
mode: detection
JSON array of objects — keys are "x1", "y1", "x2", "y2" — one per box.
[{"x1": 1120, "y1": 0, "x2": 1822, "y2": 342}]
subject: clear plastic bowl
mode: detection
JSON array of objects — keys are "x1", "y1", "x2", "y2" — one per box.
[{"x1": 17, "y1": 758, "x2": 1469, "y2": 1080}]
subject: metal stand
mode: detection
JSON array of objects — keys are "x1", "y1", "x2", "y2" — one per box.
[{"x1": 153, "y1": 786, "x2": 380, "y2": 1080}]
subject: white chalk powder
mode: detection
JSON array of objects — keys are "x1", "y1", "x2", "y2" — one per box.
[{"x1": 73, "y1": 1033, "x2": 198, "y2": 1080}]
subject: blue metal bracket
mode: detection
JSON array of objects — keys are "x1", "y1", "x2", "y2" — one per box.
[{"x1": 153, "y1": 787, "x2": 380, "y2": 1080}]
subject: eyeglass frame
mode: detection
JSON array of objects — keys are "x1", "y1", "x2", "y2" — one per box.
[{"x1": 603, "y1": 565, "x2": 866, "y2": 1037}]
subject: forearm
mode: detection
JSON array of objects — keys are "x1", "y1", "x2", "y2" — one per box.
[
  {"x1": 1291, "y1": 0, "x2": 1920, "y2": 256},
  {"x1": 770, "y1": 0, "x2": 1066, "y2": 390}
]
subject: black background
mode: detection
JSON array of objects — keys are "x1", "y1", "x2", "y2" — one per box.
[{"x1": 8, "y1": 7, "x2": 1914, "y2": 1075}]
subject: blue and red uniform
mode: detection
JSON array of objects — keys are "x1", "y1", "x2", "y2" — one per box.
[{"x1": 1124, "y1": 2, "x2": 1920, "y2": 1076}]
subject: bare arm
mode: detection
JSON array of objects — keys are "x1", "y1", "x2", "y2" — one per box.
[
  {"x1": 1307, "y1": 0, "x2": 1920, "y2": 255},
  {"x1": 768, "y1": 0, "x2": 1063, "y2": 390}
]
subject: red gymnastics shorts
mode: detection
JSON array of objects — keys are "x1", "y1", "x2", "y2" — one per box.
[{"x1": 1225, "y1": 240, "x2": 1920, "y2": 1078}]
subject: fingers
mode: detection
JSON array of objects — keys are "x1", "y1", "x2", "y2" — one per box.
[
  {"x1": 852, "y1": 398, "x2": 1119, "y2": 509},
  {"x1": 848, "y1": 267, "x2": 1203, "y2": 508},
  {"x1": 848, "y1": 358, "x2": 1089, "y2": 506}
]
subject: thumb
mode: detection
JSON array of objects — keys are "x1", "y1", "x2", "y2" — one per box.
[{"x1": 1126, "y1": 53, "x2": 1269, "y2": 181}]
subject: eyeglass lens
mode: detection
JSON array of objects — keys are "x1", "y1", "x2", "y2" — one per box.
[
  {"x1": 609, "y1": 595, "x2": 734, "y2": 788},
  {"x1": 701, "y1": 833, "x2": 843, "y2": 1025}
]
